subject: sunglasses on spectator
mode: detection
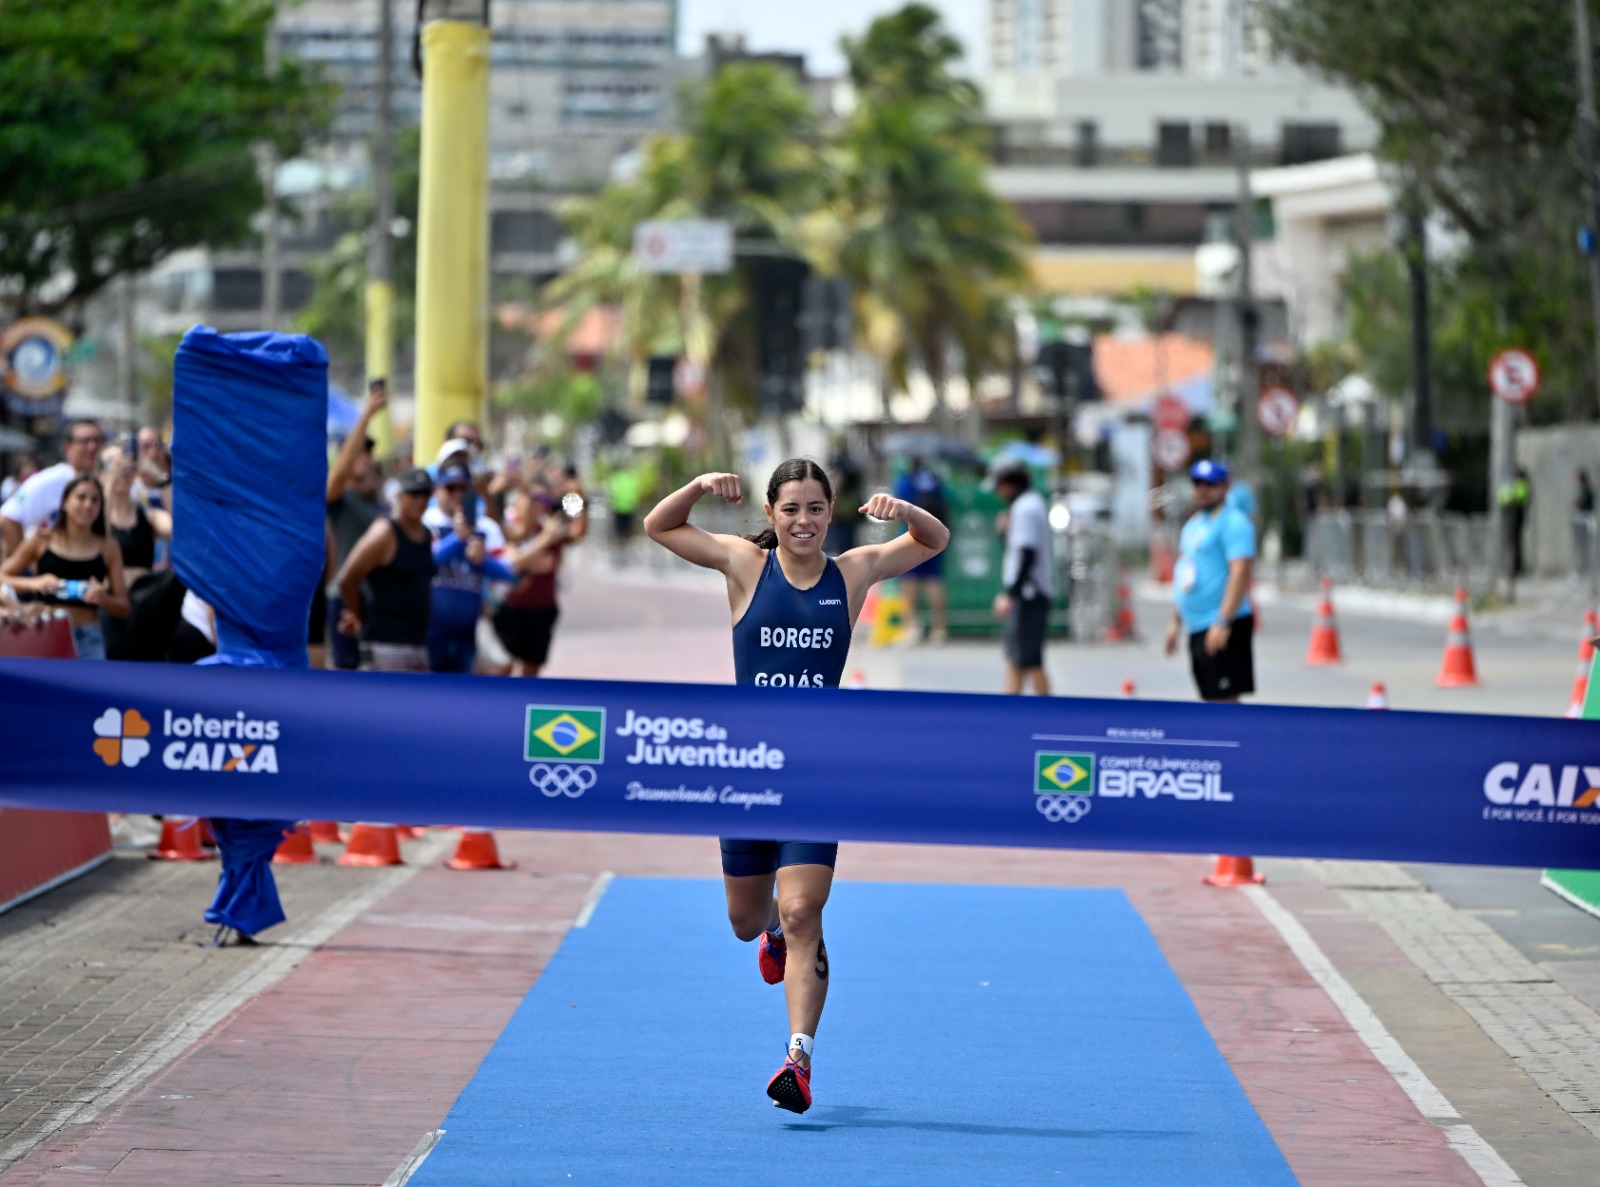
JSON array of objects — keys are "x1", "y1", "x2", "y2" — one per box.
[{"x1": 70, "y1": 434, "x2": 104, "y2": 446}]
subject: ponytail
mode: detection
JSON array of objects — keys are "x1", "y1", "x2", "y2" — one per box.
[{"x1": 745, "y1": 527, "x2": 779, "y2": 549}]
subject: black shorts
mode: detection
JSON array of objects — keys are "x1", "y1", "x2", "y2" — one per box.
[
  {"x1": 1004, "y1": 594, "x2": 1051, "y2": 670},
  {"x1": 492, "y1": 604, "x2": 559, "y2": 665},
  {"x1": 1188, "y1": 614, "x2": 1255, "y2": 701},
  {"x1": 719, "y1": 839, "x2": 839, "y2": 877}
]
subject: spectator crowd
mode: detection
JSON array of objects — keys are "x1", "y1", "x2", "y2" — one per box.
[{"x1": 0, "y1": 381, "x2": 592, "y2": 676}]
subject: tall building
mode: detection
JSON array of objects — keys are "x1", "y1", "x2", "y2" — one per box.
[
  {"x1": 991, "y1": 0, "x2": 1265, "y2": 78},
  {"x1": 109, "y1": 0, "x2": 686, "y2": 399},
  {"x1": 280, "y1": 0, "x2": 679, "y2": 185},
  {"x1": 981, "y1": 0, "x2": 1374, "y2": 298}
]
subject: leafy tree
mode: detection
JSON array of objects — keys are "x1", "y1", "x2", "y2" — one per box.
[
  {"x1": 1263, "y1": 0, "x2": 1599, "y2": 421},
  {"x1": 0, "y1": 0, "x2": 333, "y2": 314},
  {"x1": 495, "y1": 370, "x2": 603, "y2": 449},
  {"x1": 292, "y1": 126, "x2": 421, "y2": 389}
]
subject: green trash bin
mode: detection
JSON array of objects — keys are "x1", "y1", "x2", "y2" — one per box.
[
  {"x1": 904, "y1": 476, "x2": 1070, "y2": 638},
  {"x1": 940, "y1": 478, "x2": 1007, "y2": 637}
]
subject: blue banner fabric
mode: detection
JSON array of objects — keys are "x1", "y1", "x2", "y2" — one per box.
[
  {"x1": 2, "y1": 660, "x2": 1597, "y2": 870},
  {"x1": 203, "y1": 818, "x2": 289, "y2": 935},
  {"x1": 170, "y1": 326, "x2": 328, "y2": 664}
]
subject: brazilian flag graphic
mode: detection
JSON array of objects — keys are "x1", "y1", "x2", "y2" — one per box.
[
  {"x1": 1035, "y1": 752, "x2": 1094, "y2": 796},
  {"x1": 525, "y1": 706, "x2": 606, "y2": 763}
]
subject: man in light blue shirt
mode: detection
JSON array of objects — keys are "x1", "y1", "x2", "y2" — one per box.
[{"x1": 1164, "y1": 459, "x2": 1256, "y2": 702}]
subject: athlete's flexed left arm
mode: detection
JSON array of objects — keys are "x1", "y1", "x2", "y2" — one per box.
[{"x1": 836, "y1": 492, "x2": 950, "y2": 604}]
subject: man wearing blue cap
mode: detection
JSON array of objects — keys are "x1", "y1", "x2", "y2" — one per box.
[{"x1": 1164, "y1": 459, "x2": 1256, "y2": 701}]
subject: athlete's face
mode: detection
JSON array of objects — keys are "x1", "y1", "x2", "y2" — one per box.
[{"x1": 766, "y1": 479, "x2": 832, "y2": 556}]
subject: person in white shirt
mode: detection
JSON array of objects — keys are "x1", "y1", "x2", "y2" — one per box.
[{"x1": 992, "y1": 464, "x2": 1055, "y2": 695}]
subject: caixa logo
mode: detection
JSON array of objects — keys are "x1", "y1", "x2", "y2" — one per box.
[
  {"x1": 1484, "y1": 762, "x2": 1600, "y2": 809},
  {"x1": 93, "y1": 707, "x2": 281, "y2": 773},
  {"x1": 160, "y1": 710, "x2": 281, "y2": 774}
]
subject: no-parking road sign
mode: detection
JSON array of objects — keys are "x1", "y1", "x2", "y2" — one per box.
[
  {"x1": 1256, "y1": 385, "x2": 1299, "y2": 437},
  {"x1": 633, "y1": 220, "x2": 733, "y2": 274},
  {"x1": 1488, "y1": 348, "x2": 1540, "y2": 404},
  {"x1": 1153, "y1": 393, "x2": 1190, "y2": 431},
  {"x1": 1151, "y1": 427, "x2": 1191, "y2": 472}
]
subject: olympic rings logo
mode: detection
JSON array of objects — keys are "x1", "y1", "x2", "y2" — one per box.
[
  {"x1": 529, "y1": 763, "x2": 597, "y2": 798},
  {"x1": 1036, "y1": 794, "x2": 1091, "y2": 824}
]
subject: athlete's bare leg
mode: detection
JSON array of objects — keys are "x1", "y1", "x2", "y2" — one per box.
[
  {"x1": 724, "y1": 871, "x2": 780, "y2": 942},
  {"x1": 775, "y1": 862, "x2": 834, "y2": 1067},
  {"x1": 926, "y1": 579, "x2": 948, "y2": 641}
]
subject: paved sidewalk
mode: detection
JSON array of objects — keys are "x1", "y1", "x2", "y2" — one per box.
[{"x1": 0, "y1": 566, "x2": 1597, "y2": 1186}]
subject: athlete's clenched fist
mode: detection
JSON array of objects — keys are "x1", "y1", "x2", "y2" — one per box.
[
  {"x1": 858, "y1": 492, "x2": 909, "y2": 522},
  {"x1": 696, "y1": 472, "x2": 744, "y2": 504}
]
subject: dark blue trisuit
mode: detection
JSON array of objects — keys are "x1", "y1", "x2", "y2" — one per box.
[{"x1": 721, "y1": 548, "x2": 852, "y2": 876}]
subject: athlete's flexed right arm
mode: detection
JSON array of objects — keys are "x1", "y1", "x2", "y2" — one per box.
[{"x1": 644, "y1": 472, "x2": 757, "y2": 574}]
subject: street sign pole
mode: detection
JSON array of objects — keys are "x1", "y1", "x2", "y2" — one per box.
[
  {"x1": 1486, "y1": 347, "x2": 1540, "y2": 601},
  {"x1": 1233, "y1": 124, "x2": 1262, "y2": 495}
]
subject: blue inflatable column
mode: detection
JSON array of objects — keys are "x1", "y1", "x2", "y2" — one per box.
[{"x1": 171, "y1": 327, "x2": 330, "y2": 940}]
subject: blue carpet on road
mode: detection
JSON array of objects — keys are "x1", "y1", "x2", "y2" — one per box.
[{"x1": 410, "y1": 879, "x2": 1295, "y2": 1186}]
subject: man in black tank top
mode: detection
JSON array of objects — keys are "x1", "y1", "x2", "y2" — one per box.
[{"x1": 335, "y1": 467, "x2": 436, "y2": 672}]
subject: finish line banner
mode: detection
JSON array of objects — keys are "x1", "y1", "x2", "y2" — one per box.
[{"x1": 1, "y1": 658, "x2": 1597, "y2": 870}]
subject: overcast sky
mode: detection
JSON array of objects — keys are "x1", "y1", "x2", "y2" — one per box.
[{"x1": 677, "y1": 1, "x2": 988, "y2": 78}]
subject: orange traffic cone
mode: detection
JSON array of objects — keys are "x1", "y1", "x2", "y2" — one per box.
[
  {"x1": 1121, "y1": 678, "x2": 1137, "y2": 697},
  {"x1": 306, "y1": 820, "x2": 342, "y2": 843},
  {"x1": 1203, "y1": 855, "x2": 1265, "y2": 886},
  {"x1": 337, "y1": 823, "x2": 404, "y2": 867},
  {"x1": 149, "y1": 816, "x2": 214, "y2": 862},
  {"x1": 1304, "y1": 578, "x2": 1342, "y2": 665},
  {"x1": 1105, "y1": 566, "x2": 1138, "y2": 642},
  {"x1": 1150, "y1": 536, "x2": 1175, "y2": 583},
  {"x1": 1436, "y1": 587, "x2": 1481, "y2": 687},
  {"x1": 859, "y1": 584, "x2": 880, "y2": 631},
  {"x1": 1366, "y1": 682, "x2": 1389, "y2": 709},
  {"x1": 445, "y1": 829, "x2": 517, "y2": 871},
  {"x1": 273, "y1": 825, "x2": 318, "y2": 865},
  {"x1": 1565, "y1": 611, "x2": 1596, "y2": 717},
  {"x1": 396, "y1": 825, "x2": 428, "y2": 840}
]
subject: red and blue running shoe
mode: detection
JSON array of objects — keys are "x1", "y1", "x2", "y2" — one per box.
[
  {"x1": 757, "y1": 930, "x2": 786, "y2": 984},
  {"x1": 766, "y1": 1058, "x2": 812, "y2": 1113}
]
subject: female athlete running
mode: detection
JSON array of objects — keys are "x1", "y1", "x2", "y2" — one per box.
[{"x1": 644, "y1": 457, "x2": 949, "y2": 1113}]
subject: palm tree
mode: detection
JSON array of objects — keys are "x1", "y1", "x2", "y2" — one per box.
[
  {"x1": 834, "y1": 6, "x2": 1033, "y2": 431},
  {"x1": 542, "y1": 63, "x2": 825, "y2": 464}
]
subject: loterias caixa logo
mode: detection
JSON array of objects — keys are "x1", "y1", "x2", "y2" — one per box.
[
  {"x1": 93, "y1": 708, "x2": 152, "y2": 768},
  {"x1": 93, "y1": 706, "x2": 281, "y2": 774},
  {"x1": 524, "y1": 705, "x2": 606, "y2": 798}
]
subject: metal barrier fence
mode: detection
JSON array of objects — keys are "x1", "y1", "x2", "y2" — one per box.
[
  {"x1": 1571, "y1": 513, "x2": 1598, "y2": 592},
  {"x1": 1062, "y1": 526, "x2": 1119, "y2": 641},
  {"x1": 1304, "y1": 510, "x2": 1495, "y2": 594}
]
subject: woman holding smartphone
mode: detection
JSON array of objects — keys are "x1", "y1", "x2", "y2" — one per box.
[{"x1": 1, "y1": 475, "x2": 131, "y2": 659}]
